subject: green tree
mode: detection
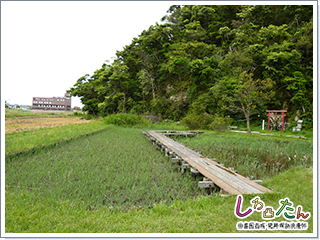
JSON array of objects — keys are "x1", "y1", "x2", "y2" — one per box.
[
  {"x1": 234, "y1": 71, "x2": 273, "y2": 134},
  {"x1": 213, "y1": 71, "x2": 274, "y2": 134},
  {"x1": 68, "y1": 5, "x2": 313, "y2": 123},
  {"x1": 68, "y1": 74, "x2": 100, "y2": 115},
  {"x1": 284, "y1": 71, "x2": 312, "y2": 115}
]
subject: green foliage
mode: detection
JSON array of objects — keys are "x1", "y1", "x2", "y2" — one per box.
[
  {"x1": 181, "y1": 111, "x2": 213, "y2": 130},
  {"x1": 285, "y1": 71, "x2": 312, "y2": 111},
  {"x1": 208, "y1": 114, "x2": 232, "y2": 131},
  {"x1": 180, "y1": 93, "x2": 217, "y2": 130},
  {"x1": 300, "y1": 111, "x2": 313, "y2": 130},
  {"x1": 104, "y1": 113, "x2": 150, "y2": 127},
  {"x1": 212, "y1": 71, "x2": 274, "y2": 134},
  {"x1": 68, "y1": 5, "x2": 313, "y2": 128}
]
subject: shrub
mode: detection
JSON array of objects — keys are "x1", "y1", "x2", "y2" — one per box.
[
  {"x1": 181, "y1": 112, "x2": 213, "y2": 130},
  {"x1": 73, "y1": 112, "x2": 94, "y2": 120},
  {"x1": 209, "y1": 114, "x2": 232, "y2": 131},
  {"x1": 104, "y1": 113, "x2": 150, "y2": 126},
  {"x1": 82, "y1": 114, "x2": 94, "y2": 120}
]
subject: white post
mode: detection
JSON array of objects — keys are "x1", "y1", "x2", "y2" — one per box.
[{"x1": 262, "y1": 120, "x2": 265, "y2": 130}]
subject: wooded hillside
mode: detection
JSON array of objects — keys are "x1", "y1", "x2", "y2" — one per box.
[{"x1": 68, "y1": 5, "x2": 313, "y2": 128}]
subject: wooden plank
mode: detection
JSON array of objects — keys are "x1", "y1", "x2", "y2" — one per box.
[
  {"x1": 143, "y1": 130, "x2": 271, "y2": 195},
  {"x1": 147, "y1": 131, "x2": 247, "y2": 194},
  {"x1": 162, "y1": 133, "x2": 197, "y2": 136},
  {"x1": 195, "y1": 158, "x2": 265, "y2": 194},
  {"x1": 188, "y1": 159, "x2": 259, "y2": 194},
  {"x1": 194, "y1": 156, "x2": 270, "y2": 194},
  {"x1": 200, "y1": 156, "x2": 270, "y2": 193}
]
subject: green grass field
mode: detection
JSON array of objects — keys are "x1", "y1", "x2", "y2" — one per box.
[
  {"x1": 4, "y1": 116, "x2": 314, "y2": 234},
  {"x1": 5, "y1": 119, "x2": 106, "y2": 156},
  {"x1": 6, "y1": 127, "x2": 205, "y2": 208},
  {"x1": 5, "y1": 109, "x2": 75, "y2": 119}
]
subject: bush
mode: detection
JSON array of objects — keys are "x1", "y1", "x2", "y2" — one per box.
[
  {"x1": 104, "y1": 113, "x2": 150, "y2": 126},
  {"x1": 73, "y1": 112, "x2": 93, "y2": 120},
  {"x1": 209, "y1": 114, "x2": 232, "y2": 131},
  {"x1": 181, "y1": 112, "x2": 213, "y2": 130}
]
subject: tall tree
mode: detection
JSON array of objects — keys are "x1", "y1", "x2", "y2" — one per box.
[{"x1": 232, "y1": 71, "x2": 274, "y2": 134}]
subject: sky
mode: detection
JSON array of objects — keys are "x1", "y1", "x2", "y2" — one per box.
[{"x1": 1, "y1": 1, "x2": 174, "y2": 108}]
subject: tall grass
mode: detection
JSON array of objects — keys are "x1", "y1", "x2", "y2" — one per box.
[
  {"x1": 104, "y1": 113, "x2": 150, "y2": 126},
  {"x1": 5, "y1": 167, "x2": 313, "y2": 233},
  {"x1": 174, "y1": 132, "x2": 313, "y2": 179},
  {"x1": 6, "y1": 127, "x2": 205, "y2": 208}
]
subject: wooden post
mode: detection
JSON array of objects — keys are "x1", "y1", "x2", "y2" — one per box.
[
  {"x1": 181, "y1": 161, "x2": 190, "y2": 173},
  {"x1": 190, "y1": 167, "x2": 199, "y2": 177},
  {"x1": 253, "y1": 180, "x2": 263, "y2": 185},
  {"x1": 171, "y1": 157, "x2": 181, "y2": 163},
  {"x1": 198, "y1": 181, "x2": 215, "y2": 188}
]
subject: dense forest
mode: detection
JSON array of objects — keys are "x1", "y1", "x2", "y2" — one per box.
[{"x1": 69, "y1": 5, "x2": 313, "y2": 129}]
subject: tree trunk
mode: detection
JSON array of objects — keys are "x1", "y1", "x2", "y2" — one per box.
[
  {"x1": 245, "y1": 113, "x2": 251, "y2": 134},
  {"x1": 151, "y1": 78, "x2": 155, "y2": 99}
]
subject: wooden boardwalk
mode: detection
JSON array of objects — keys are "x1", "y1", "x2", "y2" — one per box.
[{"x1": 142, "y1": 130, "x2": 271, "y2": 195}]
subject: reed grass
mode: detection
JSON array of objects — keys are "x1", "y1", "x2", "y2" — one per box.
[
  {"x1": 174, "y1": 131, "x2": 313, "y2": 180},
  {"x1": 6, "y1": 126, "x2": 205, "y2": 208}
]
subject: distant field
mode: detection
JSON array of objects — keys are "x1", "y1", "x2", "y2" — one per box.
[
  {"x1": 5, "y1": 119, "x2": 107, "y2": 156},
  {"x1": 5, "y1": 116, "x2": 90, "y2": 133},
  {"x1": 5, "y1": 109, "x2": 75, "y2": 119}
]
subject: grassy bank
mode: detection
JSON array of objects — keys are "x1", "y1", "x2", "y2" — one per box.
[
  {"x1": 5, "y1": 167, "x2": 313, "y2": 233},
  {"x1": 5, "y1": 119, "x2": 107, "y2": 156}
]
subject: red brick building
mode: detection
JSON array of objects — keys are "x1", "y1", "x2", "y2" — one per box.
[{"x1": 32, "y1": 93, "x2": 71, "y2": 111}]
